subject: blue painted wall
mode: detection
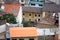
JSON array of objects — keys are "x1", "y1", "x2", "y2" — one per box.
[{"x1": 28, "y1": 0, "x2": 44, "y2": 7}]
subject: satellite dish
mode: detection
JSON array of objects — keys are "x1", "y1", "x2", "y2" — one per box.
[{"x1": 1, "y1": 5, "x2": 5, "y2": 9}]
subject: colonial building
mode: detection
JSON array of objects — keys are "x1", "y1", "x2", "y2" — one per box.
[{"x1": 22, "y1": 6, "x2": 45, "y2": 22}]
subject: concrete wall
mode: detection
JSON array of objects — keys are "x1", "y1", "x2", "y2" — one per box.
[
  {"x1": 0, "y1": 32, "x2": 6, "y2": 39},
  {"x1": 0, "y1": 24, "x2": 6, "y2": 33},
  {"x1": 10, "y1": 37, "x2": 38, "y2": 40}
]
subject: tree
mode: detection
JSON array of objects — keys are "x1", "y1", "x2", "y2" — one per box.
[
  {"x1": 3, "y1": 14, "x2": 17, "y2": 24},
  {"x1": 22, "y1": 21, "x2": 31, "y2": 27},
  {"x1": 0, "y1": 10, "x2": 17, "y2": 24}
]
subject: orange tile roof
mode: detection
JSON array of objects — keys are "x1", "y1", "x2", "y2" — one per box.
[
  {"x1": 9, "y1": 27, "x2": 37, "y2": 38},
  {"x1": 3, "y1": 4, "x2": 20, "y2": 16}
]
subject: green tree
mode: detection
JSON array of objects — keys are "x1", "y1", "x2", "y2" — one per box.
[
  {"x1": 3, "y1": 14, "x2": 17, "y2": 24},
  {"x1": 0, "y1": 10, "x2": 17, "y2": 24},
  {"x1": 22, "y1": 21, "x2": 31, "y2": 27}
]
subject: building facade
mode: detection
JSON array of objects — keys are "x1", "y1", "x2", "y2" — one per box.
[
  {"x1": 28, "y1": 0, "x2": 44, "y2": 7},
  {"x1": 19, "y1": 0, "x2": 44, "y2": 7},
  {"x1": 22, "y1": 6, "x2": 45, "y2": 22}
]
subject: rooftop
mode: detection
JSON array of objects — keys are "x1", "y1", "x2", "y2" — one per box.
[
  {"x1": 22, "y1": 6, "x2": 42, "y2": 13},
  {"x1": 22, "y1": 2, "x2": 60, "y2": 13},
  {"x1": 43, "y1": 1, "x2": 60, "y2": 12},
  {"x1": 3, "y1": 4, "x2": 20, "y2": 16},
  {"x1": 9, "y1": 27, "x2": 37, "y2": 38}
]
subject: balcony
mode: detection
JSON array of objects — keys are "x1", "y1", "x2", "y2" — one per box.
[{"x1": 29, "y1": 1, "x2": 44, "y2": 7}]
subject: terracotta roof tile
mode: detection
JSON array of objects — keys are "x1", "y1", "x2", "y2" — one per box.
[
  {"x1": 9, "y1": 27, "x2": 37, "y2": 38},
  {"x1": 3, "y1": 4, "x2": 20, "y2": 16}
]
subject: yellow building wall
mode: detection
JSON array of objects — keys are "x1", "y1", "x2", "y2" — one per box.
[
  {"x1": 42, "y1": 12, "x2": 46, "y2": 18},
  {"x1": 10, "y1": 37, "x2": 38, "y2": 40},
  {"x1": 32, "y1": 13, "x2": 35, "y2": 18},
  {"x1": 23, "y1": 12, "x2": 45, "y2": 22},
  {"x1": 25, "y1": 12, "x2": 29, "y2": 18},
  {"x1": 31, "y1": 13, "x2": 35, "y2": 21},
  {"x1": 23, "y1": 12, "x2": 29, "y2": 21}
]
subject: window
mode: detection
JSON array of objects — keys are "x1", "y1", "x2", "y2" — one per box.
[
  {"x1": 39, "y1": 4, "x2": 43, "y2": 6},
  {"x1": 21, "y1": 0, "x2": 24, "y2": 2},
  {"x1": 12, "y1": 39, "x2": 17, "y2": 40},
  {"x1": 31, "y1": 4, "x2": 35, "y2": 6},
  {"x1": 29, "y1": 38, "x2": 34, "y2": 40},
  {"x1": 38, "y1": 19, "x2": 40, "y2": 21},
  {"x1": 38, "y1": 14, "x2": 40, "y2": 17},
  {"x1": 30, "y1": 0, "x2": 33, "y2": 1},
  {"x1": 37, "y1": 0, "x2": 39, "y2": 1},
  {"x1": 23, "y1": 13, "x2": 24, "y2": 15},
  {"x1": 21, "y1": 4, "x2": 24, "y2": 6},
  {"x1": 29, "y1": 13, "x2": 31, "y2": 16},
  {"x1": 35, "y1": 14, "x2": 37, "y2": 17},
  {"x1": 19, "y1": 39, "x2": 24, "y2": 40}
]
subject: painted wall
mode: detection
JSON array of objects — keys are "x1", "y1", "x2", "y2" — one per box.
[
  {"x1": 28, "y1": 0, "x2": 44, "y2": 7},
  {"x1": 10, "y1": 37, "x2": 38, "y2": 40},
  {"x1": 22, "y1": 12, "x2": 45, "y2": 22}
]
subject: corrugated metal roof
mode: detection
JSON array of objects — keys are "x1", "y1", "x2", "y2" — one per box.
[
  {"x1": 22, "y1": 6, "x2": 42, "y2": 13},
  {"x1": 43, "y1": 3, "x2": 60, "y2": 12}
]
